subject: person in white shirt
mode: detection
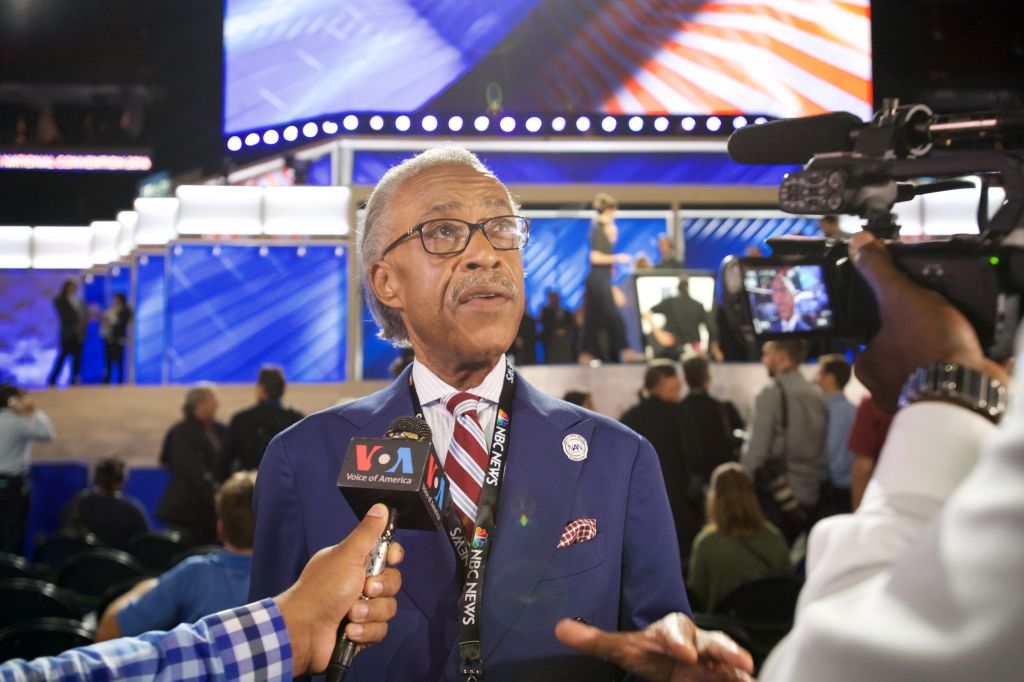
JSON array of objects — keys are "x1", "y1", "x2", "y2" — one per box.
[
  {"x1": 556, "y1": 230, "x2": 1020, "y2": 681},
  {"x1": 0, "y1": 383, "x2": 55, "y2": 554}
]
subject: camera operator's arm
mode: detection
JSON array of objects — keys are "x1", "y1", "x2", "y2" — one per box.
[{"x1": 759, "y1": 232, "x2": 1019, "y2": 681}]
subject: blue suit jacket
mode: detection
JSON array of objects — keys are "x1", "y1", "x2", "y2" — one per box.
[{"x1": 250, "y1": 368, "x2": 689, "y2": 681}]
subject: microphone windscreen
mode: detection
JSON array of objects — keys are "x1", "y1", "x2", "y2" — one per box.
[
  {"x1": 727, "y1": 112, "x2": 864, "y2": 165},
  {"x1": 385, "y1": 416, "x2": 432, "y2": 441}
]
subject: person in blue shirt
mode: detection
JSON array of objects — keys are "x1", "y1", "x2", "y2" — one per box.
[
  {"x1": 815, "y1": 355, "x2": 857, "y2": 516},
  {"x1": 95, "y1": 470, "x2": 256, "y2": 640},
  {"x1": 0, "y1": 503, "x2": 403, "y2": 681}
]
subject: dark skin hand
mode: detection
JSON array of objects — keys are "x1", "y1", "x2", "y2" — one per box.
[
  {"x1": 274, "y1": 504, "x2": 404, "y2": 676},
  {"x1": 555, "y1": 613, "x2": 755, "y2": 682},
  {"x1": 848, "y1": 232, "x2": 1008, "y2": 412}
]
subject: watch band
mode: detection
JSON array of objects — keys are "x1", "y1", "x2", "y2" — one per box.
[{"x1": 898, "y1": 362, "x2": 1007, "y2": 423}]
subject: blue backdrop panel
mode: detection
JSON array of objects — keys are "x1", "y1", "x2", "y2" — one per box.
[
  {"x1": 25, "y1": 461, "x2": 89, "y2": 557},
  {"x1": 121, "y1": 466, "x2": 169, "y2": 531},
  {"x1": 306, "y1": 152, "x2": 333, "y2": 187},
  {"x1": 352, "y1": 150, "x2": 796, "y2": 187},
  {"x1": 682, "y1": 215, "x2": 822, "y2": 271},
  {"x1": 134, "y1": 254, "x2": 167, "y2": 385},
  {"x1": 0, "y1": 269, "x2": 77, "y2": 387},
  {"x1": 522, "y1": 217, "x2": 590, "y2": 316},
  {"x1": 166, "y1": 244, "x2": 347, "y2": 383},
  {"x1": 361, "y1": 297, "x2": 400, "y2": 380}
]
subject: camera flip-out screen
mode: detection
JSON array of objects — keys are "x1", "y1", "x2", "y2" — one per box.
[{"x1": 742, "y1": 264, "x2": 835, "y2": 335}]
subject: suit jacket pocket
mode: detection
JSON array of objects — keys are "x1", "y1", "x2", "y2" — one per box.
[{"x1": 541, "y1": 531, "x2": 606, "y2": 581}]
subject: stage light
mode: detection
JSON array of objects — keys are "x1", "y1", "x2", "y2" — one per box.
[
  {"x1": 654, "y1": 116, "x2": 669, "y2": 132},
  {"x1": 323, "y1": 120, "x2": 339, "y2": 134},
  {"x1": 732, "y1": 116, "x2": 748, "y2": 129},
  {"x1": 212, "y1": 245, "x2": 222, "y2": 256},
  {"x1": 628, "y1": 116, "x2": 644, "y2": 132},
  {"x1": 369, "y1": 115, "x2": 384, "y2": 131},
  {"x1": 422, "y1": 115, "x2": 438, "y2": 132},
  {"x1": 227, "y1": 136, "x2": 242, "y2": 151},
  {"x1": 395, "y1": 115, "x2": 411, "y2": 132},
  {"x1": 706, "y1": 116, "x2": 722, "y2": 132},
  {"x1": 283, "y1": 126, "x2": 299, "y2": 141},
  {"x1": 263, "y1": 130, "x2": 279, "y2": 145},
  {"x1": 575, "y1": 116, "x2": 591, "y2": 132},
  {"x1": 448, "y1": 115, "x2": 464, "y2": 132},
  {"x1": 259, "y1": 245, "x2": 269, "y2": 257},
  {"x1": 302, "y1": 121, "x2": 318, "y2": 138},
  {"x1": 601, "y1": 116, "x2": 617, "y2": 133},
  {"x1": 244, "y1": 132, "x2": 260, "y2": 146},
  {"x1": 343, "y1": 115, "x2": 359, "y2": 131},
  {"x1": 551, "y1": 116, "x2": 567, "y2": 132},
  {"x1": 754, "y1": 116, "x2": 768, "y2": 125},
  {"x1": 334, "y1": 246, "x2": 344, "y2": 257},
  {"x1": 297, "y1": 246, "x2": 307, "y2": 257},
  {"x1": 499, "y1": 116, "x2": 516, "y2": 133},
  {"x1": 681, "y1": 117, "x2": 696, "y2": 131},
  {"x1": 525, "y1": 116, "x2": 542, "y2": 133},
  {"x1": 474, "y1": 115, "x2": 490, "y2": 132}
]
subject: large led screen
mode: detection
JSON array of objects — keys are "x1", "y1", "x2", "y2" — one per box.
[{"x1": 225, "y1": 0, "x2": 872, "y2": 134}]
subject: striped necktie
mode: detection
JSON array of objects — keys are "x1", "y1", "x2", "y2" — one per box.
[{"x1": 443, "y1": 392, "x2": 489, "y2": 530}]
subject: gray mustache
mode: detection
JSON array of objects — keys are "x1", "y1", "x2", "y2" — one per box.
[{"x1": 450, "y1": 273, "x2": 519, "y2": 304}]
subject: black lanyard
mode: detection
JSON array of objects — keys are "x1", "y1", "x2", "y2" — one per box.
[{"x1": 408, "y1": 363, "x2": 517, "y2": 682}]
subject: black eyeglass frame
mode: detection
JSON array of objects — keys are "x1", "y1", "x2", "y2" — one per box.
[{"x1": 379, "y1": 215, "x2": 531, "y2": 257}]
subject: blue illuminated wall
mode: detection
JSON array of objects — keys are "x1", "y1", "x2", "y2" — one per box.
[
  {"x1": 134, "y1": 254, "x2": 167, "y2": 384},
  {"x1": 166, "y1": 244, "x2": 347, "y2": 383},
  {"x1": 682, "y1": 214, "x2": 822, "y2": 271}
]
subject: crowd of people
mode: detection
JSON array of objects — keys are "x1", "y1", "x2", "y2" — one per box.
[{"x1": 0, "y1": 146, "x2": 1017, "y2": 681}]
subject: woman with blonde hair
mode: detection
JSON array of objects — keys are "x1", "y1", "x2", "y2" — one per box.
[{"x1": 687, "y1": 462, "x2": 790, "y2": 611}]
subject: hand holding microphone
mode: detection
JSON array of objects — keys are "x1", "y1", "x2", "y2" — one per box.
[{"x1": 326, "y1": 416, "x2": 445, "y2": 681}]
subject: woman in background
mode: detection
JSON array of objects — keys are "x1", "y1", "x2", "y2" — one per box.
[
  {"x1": 102, "y1": 293, "x2": 133, "y2": 384},
  {"x1": 688, "y1": 462, "x2": 790, "y2": 611},
  {"x1": 579, "y1": 193, "x2": 632, "y2": 363}
]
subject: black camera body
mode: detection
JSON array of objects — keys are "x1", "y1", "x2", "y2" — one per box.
[{"x1": 722, "y1": 100, "x2": 1024, "y2": 361}]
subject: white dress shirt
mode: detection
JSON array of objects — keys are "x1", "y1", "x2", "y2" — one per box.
[
  {"x1": 411, "y1": 355, "x2": 507, "y2": 465},
  {"x1": 761, "y1": 338, "x2": 1023, "y2": 679}
]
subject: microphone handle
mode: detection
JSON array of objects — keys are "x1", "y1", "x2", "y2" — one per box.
[{"x1": 324, "y1": 507, "x2": 397, "y2": 682}]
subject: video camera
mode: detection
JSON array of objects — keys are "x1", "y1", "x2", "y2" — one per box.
[{"x1": 720, "y1": 99, "x2": 1024, "y2": 361}]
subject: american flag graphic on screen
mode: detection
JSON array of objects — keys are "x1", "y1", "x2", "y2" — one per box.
[{"x1": 507, "y1": 0, "x2": 873, "y2": 120}]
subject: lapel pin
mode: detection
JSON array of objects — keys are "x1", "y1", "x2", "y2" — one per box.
[{"x1": 562, "y1": 434, "x2": 588, "y2": 462}]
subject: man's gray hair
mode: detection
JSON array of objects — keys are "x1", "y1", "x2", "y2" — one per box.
[
  {"x1": 183, "y1": 383, "x2": 215, "y2": 416},
  {"x1": 358, "y1": 145, "x2": 505, "y2": 345}
]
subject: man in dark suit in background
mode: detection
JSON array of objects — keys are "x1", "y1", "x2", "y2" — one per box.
[
  {"x1": 218, "y1": 366, "x2": 302, "y2": 480},
  {"x1": 250, "y1": 146, "x2": 688, "y2": 681},
  {"x1": 156, "y1": 385, "x2": 226, "y2": 546}
]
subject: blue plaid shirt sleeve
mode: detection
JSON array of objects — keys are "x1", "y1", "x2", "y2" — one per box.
[{"x1": 0, "y1": 598, "x2": 293, "y2": 682}]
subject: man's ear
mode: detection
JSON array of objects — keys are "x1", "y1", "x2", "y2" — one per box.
[{"x1": 369, "y1": 261, "x2": 403, "y2": 311}]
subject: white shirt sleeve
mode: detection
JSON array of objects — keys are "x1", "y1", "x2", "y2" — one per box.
[{"x1": 761, "y1": 393, "x2": 1024, "y2": 681}]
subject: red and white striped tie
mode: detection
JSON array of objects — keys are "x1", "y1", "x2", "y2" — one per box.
[{"x1": 443, "y1": 392, "x2": 488, "y2": 530}]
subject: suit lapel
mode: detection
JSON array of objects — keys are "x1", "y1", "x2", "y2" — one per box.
[
  {"x1": 483, "y1": 378, "x2": 592, "y2": 658},
  {"x1": 336, "y1": 367, "x2": 460, "y2": 620}
]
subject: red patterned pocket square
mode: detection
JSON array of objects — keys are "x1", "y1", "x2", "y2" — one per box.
[{"x1": 557, "y1": 518, "x2": 597, "y2": 548}]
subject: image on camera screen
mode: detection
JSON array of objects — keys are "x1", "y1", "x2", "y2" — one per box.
[{"x1": 743, "y1": 264, "x2": 834, "y2": 334}]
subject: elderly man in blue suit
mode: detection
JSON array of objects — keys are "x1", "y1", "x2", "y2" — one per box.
[{"x1": 249, "y1": 146, "x2": 690, "y2": 680}]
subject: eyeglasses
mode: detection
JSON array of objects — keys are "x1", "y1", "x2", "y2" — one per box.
[{"x1": 380, "y1": 215, "x2": 530, "y2": 257}]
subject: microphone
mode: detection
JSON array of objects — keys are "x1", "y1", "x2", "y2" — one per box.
[
  {"x1": 729, "y1": 107, "x2": 1024, "y2": 165},
  {"x1": 325, "y1": 416, "x2": 445, "y2": 682},
  {"x1": 727, "y1": 111, "x2": 864, "y2": 164}
]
